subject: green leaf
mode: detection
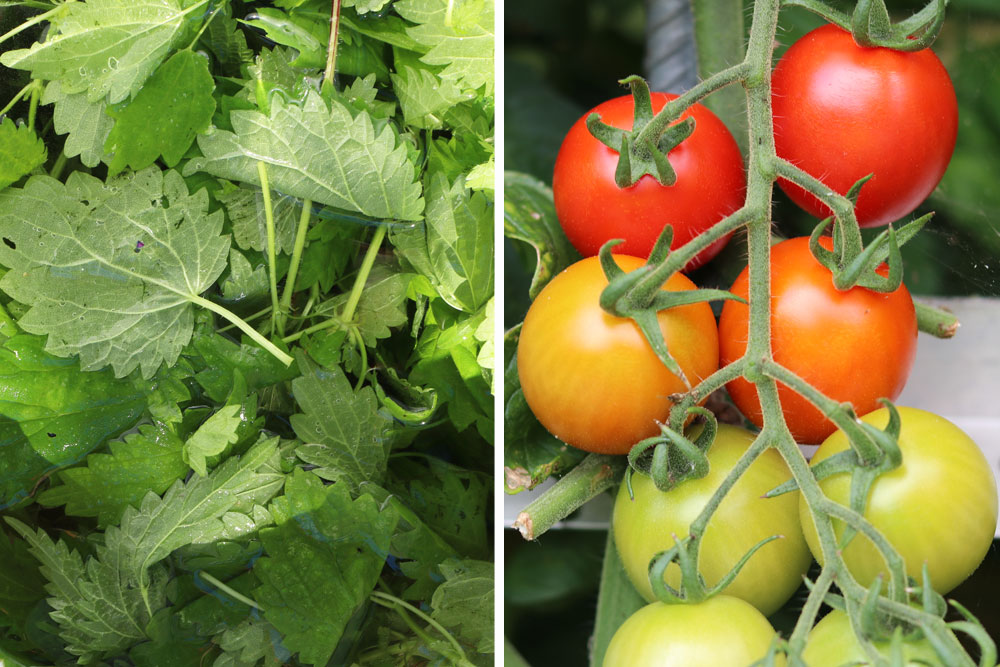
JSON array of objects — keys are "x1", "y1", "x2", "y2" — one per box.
[
  {"x1": 503, "y1": 171, "x2": 580, "y2": 300},
  {"x1": 41, "y1": 80, "x2": 114, "y2": 168},
  {"x1": 217, "y1": 181, "x2": 301, "y2": 255},
  {"x1": 0, "y1": 526, "x2": 47, "y2": 635},
  {"x1": 0, "y1": 334, "x2": 146, "y2": 507},
  {"x1": 0, "y1": 167, "x2": 230, "y2": 378},
  {"x1": 312, "y1": 263, "x2": 414, "y2": 346},
  {"x1": 431, "y1": 559, "x2": 494, "y2": 654},
  {"x1": 467, "y1": 155, "x2": 495, "y2": 192},
  {"x1": 197, "y1": 6, "x2": 253, "y2": 77},
  {"x1": 0, "y1": 0, "x2": 211, "y2": 104},
  {"x1": 391, "y1": 63, "x2": 473, "y2": 130},
  {"x1": 220, "y1": 248, "x2": 270, "y2": 305},
  {"x1": 185, "y1": 90, "x2": 424, "y2": 221},
  {"x1": 37, "y1": 422, "x2": 188, "y2": 527},
  {"x1": 396, "y1": 0, "x2": 495, "y2": 94},
  {"x1": 242, "y1": 8, "x2": 328, "y2": 69},
  {"x1": 290, "y1": 354, "x2": 394, "y2": 491},
  {"x1": 475, "y1": 296, "x2": 494, "y2": 372},
  {"x1": 212, "y1": 618, "x2": 282, "y2": 667},
  {"x1": 105, "y1": 50, "x2": 217, "y2": 175},
  {"x1": 0, "y1": 118, "x2": 46, "y2": 191},
  {"x1": 191, "y1": 332, "x2": 301, "y2": 405},
  {"x1": 255, "y1": 471, "x2": 398, "y2": 666},
  {"x1": 183, "y1": 405, "x2": 242, "y2": 477},
  {"x1": 391, "y1": 173, "x2": 493, "y2": 313}
]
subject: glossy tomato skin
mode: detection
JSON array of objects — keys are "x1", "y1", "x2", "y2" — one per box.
[
  {"x1": 801, "y1": 610, "x2": 940, "y2": 666},
  {"x1": 613, "y1": 424, "x2": 812, "y2": 616},
  {"x1": 718, "y1": 236, "x2": 917, "y2": 444},
  {"x1": 517, "y1": 255, "x2": 719, "y2": 455},
  {"x1": 553, "y1": 93, "x2": 745, "y2": 269},
  {"x1": 772, "y1": 24, "x2": 958, "y2": 227},
  {"x1": 603, "y1": 596, "x2": 783, "y2": 667},
  {"x1": 800, "y1": 407, "x2": 998, "y2": 595}
]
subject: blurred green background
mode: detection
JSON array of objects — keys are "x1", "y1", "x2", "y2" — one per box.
[{"x1": 505, "y1": 0, "x2": 1000, "y2": 663}]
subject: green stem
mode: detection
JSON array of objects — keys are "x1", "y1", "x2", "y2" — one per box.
[
  {"x1": 217, "y1": 305, "x2": 272, "y2": 334},
  {"x1": 281, "y1": 315, "x2": 344, "y2": 344},
  {"x1": 772, "y1": 157, "x2": 864, "y2": 253},
  {"x1": 370, "y1": 591, "x2": 470, "y2": 664},
  {"x1": 915, "y1": 300, "x2": 959, "y2": 338},
  {"x1": 26, "y1": 80, "x2": 40, "y2": 133},
  {"x1": 48, "y1": 149, "x2": 68, "y2": 180},
  {"x1": 787, "y1": 566, "x2": 837, "y2": 656},
  {"x1": 513, "y1": 454, "x2": 626, "y2": 540},
  {"x1": 184, "y1": 4, "x2": 219, "y2": 51},
  {"x1": 323, "y1": 0, "x2": 343, "y2": 91},
  {"x1": 199, "y1": 572, "x2": 262, "y2": 610},
  {"x1": 190, "y1": 294, "x2": 292, "y2": 366},
  {"x1": 256, "y1": 162, "x2": 281, "y2": 336},
  {"x1": 0, "y1": 1, "x2": 74, "y2": 47},
  {"x1": 277, "y1": 199, "x2": 312, "y2": 334},
  {"x1": 691, "y1": 0, "x2": 748, "y2": 154},
  {"x1": 0, "y1": 81, "x2": 35, "y2": 118},
  {"x1": 342, "y1": 224, "x2": 386, "y2": 323}
]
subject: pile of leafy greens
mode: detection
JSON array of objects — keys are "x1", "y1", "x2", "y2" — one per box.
[{"x1": 0, "y1": 0, "x2": 494, "y2": 665}]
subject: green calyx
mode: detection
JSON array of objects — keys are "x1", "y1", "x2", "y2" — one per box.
[
  {"x1": 624, "y1": 407, "x2": 717, "y2": 495},
  {"x1": 782, "y1": 0, "x2": 946, "y2": 51},
  {"x1": 586, "y1": 75, "x2": 696, "y2": 189}
]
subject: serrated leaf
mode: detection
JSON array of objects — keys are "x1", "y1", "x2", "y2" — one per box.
[
  {"x1": 191, "y1": 332, "x2": 301, "y2": 405},
  {"x1": 221, "y1": 248, "x2": 270, "y2": 304},
  {"x1": 183, "y1": 405, "x2": 242, "y2": 477},
  {"x1": 396, "y1": 0, "x2": 494, "y2": 94},
  {"x1": 41, "y1": 80, "x2": 114, "y2": 168},
  {"x1": 105, "y1": 50, "x2": 217, "y2": 175},
  {"x1": 0, "y1": 167, "x2": 230, "y2": 378},
  {"x1": 185, "y1": 90, "x2": 423, "y2": 221},
  {"x1": 0, "y1": 334, "x2": 146, "y2": 508},
  {"x1": 475, "y1": 296, "x2": 494, "y2": 371},
  {"x1": 37, "y1": 422, "x2": 188, "y2": 527},
  {"x1": 391, "y1": 64, "x2": 472, "y2": 130},
  {"x1": 312, "y1": 263, "x2": 414, "y2": 346},
  {"x1": 217, "y1": 182, "x2": 301, "y2": 255},
  {"x1": 466, "y1": 155, "x2": 494, "y2": 192},
  {"x1": 503, "y1": 171, "x2": 581, "y2": 299},
  {"x1": 0, "y1": 118, "x2": 46, "y2": 191},
  {"x1": 431, "y1": 559, "x2": 494, "y2": 654},
  {"x1": 391, "y1": 174, "x2": 492, "y2": 313},
  {"x1": 256, "y1": 471, "x2": 397, "y2": 667},
  {"x1": 0, "y1": 0, "x2": 211, "y2": 104},
  {"x1": 198, "y1": 6, "x2": 253, "y2": 77},
  {"x1": 290, "y1": 354, "x2": 394, "y2": 490}
]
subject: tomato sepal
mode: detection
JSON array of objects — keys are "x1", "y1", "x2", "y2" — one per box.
[
  {"x1": 624, "y1": 407, "x2": 717, "y2": 494},
  {"x1": 851, "y1": 0, "x2": 946, "y2": 51}
]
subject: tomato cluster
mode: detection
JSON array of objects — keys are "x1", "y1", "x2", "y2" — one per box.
[{"x1": 516, "y1": 17, "x2": 996, "y2": 667}]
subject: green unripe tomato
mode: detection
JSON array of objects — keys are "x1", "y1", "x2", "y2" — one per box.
[
  {"x1": 612, "y1": 424, "x2": 812, "y2": 616},
  {"x1": 801, "y1": 610, "x2": 940, "y2": 666}
]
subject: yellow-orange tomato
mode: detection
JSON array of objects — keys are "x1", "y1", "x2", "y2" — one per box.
[{"x1": 517, "y1": 255, "x2": 719, "y2": 455}]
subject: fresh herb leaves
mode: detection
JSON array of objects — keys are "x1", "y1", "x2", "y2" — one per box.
[{"x1": 0, "y1": 0, "x2": 494, "y2": 664}]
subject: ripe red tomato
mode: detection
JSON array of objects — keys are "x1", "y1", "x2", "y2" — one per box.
[
  {"x1": 801, "y1": 610, "x2": 940, "y2": 666},
  {"x1": 800, "y1": 407, "x2": 998, "y2": 595},
  {"x1": 613, "y1": 424, "x2": 812, "y2": 617},
  {"x1": 603, "y1": 596, "x2": 781, "y2": 667},
  {"x1": 718, "y1": 236, "x2": 917, "y2": 444},
  {"x1": 772, "y1": 24, "x2": 958, "y2": 227},
  {"x1": 517, "y1": 255, "x2": 719, "y2": 455},
  {"x1": 552, "y1": 93, "x2": 745, "y2": 269}
]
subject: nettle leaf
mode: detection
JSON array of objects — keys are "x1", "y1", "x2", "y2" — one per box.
[
  {"x1": 290, "y1": 354, "x2": 394, "y2": 490},
  {"x1": 221, "y1": 248, "x2": 270, "y2": 305},
  {"x1": 197, "y1": 6, "x2": 253, "y2": 77},
  {"x1": 431, "y1": 559, "x2": 494, "y2": 654},
  {"x1": 217, "y1": 182, "x2": 301, "y2": 255},
  {"x1": 191, "y1": 332, "x2": 301, "y2": 405},
  {"x1": 391, "y1": 63, "x2": 473, "y2": 130},
  {"x1": 37, "y1": 422, "x2": 188, "y2": 528},
  {"x1": 0, "y1": 334, "x2": 146, "y2": 508},
  {"x1": 182, "y1": 405, "x2": 242, "y2": 477},
  {"x1": 0, "y1": 118, "x2": 46, "y2": 191},
  {"x1": 311, "y1": 262, "x2": 414, "y2": 346},
  {"x1": 0, "y1": 0, "x2": 211, "y2": 104},
  {"x1": 105, "y1": 50, "x2": 217, "y2": 176},
  {"x1": 185, "y1": 90, "x2": 424, "y2": 221},
  {"x1": 467, "y1": 155, "x2": 495, "y2": 192},
  {"x1": 256, "y1": 471, "x2": 398, "y2": 667},
  {"x1": 391, "y1": 174, "x2": 493, "y2": 313},
  {"x1": 41, "y1": 81, "x2": 114, "y2": 168},
  {"x1": 0, "y1": 167, "x2": 230, "y2": 379},
  {"x1": 212, "y1": 618, "x2": 282, "y2": 667},
  {"x1": 396, "y1": 0, "x2": 494, "y2": 94}
]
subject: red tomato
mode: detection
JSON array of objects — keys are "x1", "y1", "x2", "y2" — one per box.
[
  {"x1": 552, "y1": 93, "x2": 745, "y2": 269},
  {"x1": 801, "y1": 407, "x2": 998, "y2": 595},
  {"x1": 613, "y1": 424, "x2": 812, "y2": 617},
  {"x1": 718, "y1": 236, "x2": 917, "y2": 444},
  {"x1": 603, "y1": 596, "x2": 782, "y2": 667},
  {"x1": 772, "y1": 24, "x2": 958, "y2": 227},
  {"x1": 517, "y1": 255, "x2": 719, "y2": 455}
]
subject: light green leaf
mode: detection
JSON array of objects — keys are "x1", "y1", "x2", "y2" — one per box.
[
  {"x1": 185, "y1": 90, "x2": 424, "y2": 221},
  {"x1": 431, "y1": 559, "x2": 494, "y2": 654},
  {"x1": 256, "y1": 471, "x2": 397, "y2": 667},
  {"x1": 183, "y1": 405, "x2": 242, "y2": 477},
  {"x1": 396, "y1": 0, "x2": 494, "y2": 94},
  {"x1": 346, "y1": 0, "x2": 393, "y2": 13},
  {"x1": 475, "y1": 297, "x2": 494, "y2": 372},
  {"x1": 105, "y1": 50, "x2": 217, "y2": 175},
  {"x1": 217, "y1": 182, "x2": 301, "y2": 255},
  {"x1": 290, "y1": 354, "x2": 394, "y2": 491},
  {"x1": 0, "y1": 334, "x2": 146, "y2": 508},
  {"x1": 391, "y1": 64, "x2": 473, "y2": 130},
  {"x1": 466, "y1": 155, "x2": 495, "y2": 192},
  {"x1": 312, "y1": 263, "x2": 414, "y2": 346},
  {"x1": 0, "y1": 167, "x2": 230, "y2": 378},
  {"x1": 0, "y1": 118, "x2": 46, "y2": 191},
  {"x1": 41, "y1": 80, "x2": 113, "y2": 168},
  {"x1": 392, "y1": 173, "x2": 493, "y2": 313},
  {"x1": 221, "y1": 248, "x2": 270, "y2": 304},
  {"x1": 0, "y1": 0, "x2": 211, "y2": 104},
  {"x1": 37, "y1": 422, "x2": 188, "y2": 527}
]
